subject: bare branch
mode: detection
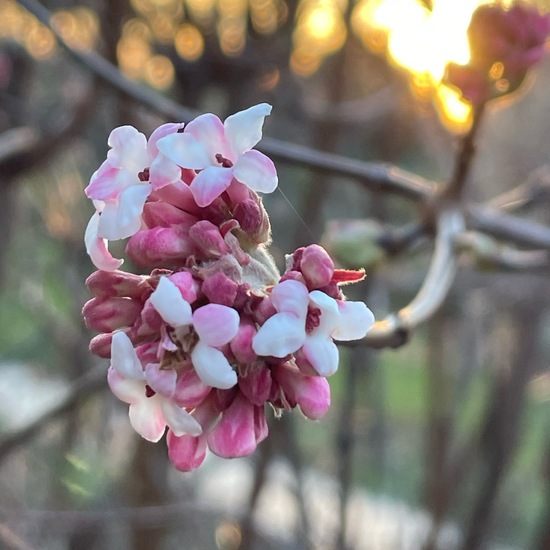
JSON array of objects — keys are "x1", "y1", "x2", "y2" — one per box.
[
  {"x1": 456, "y1": 232, "x2": 550, "y2": 270},
  {"x1": 363, "y1": 209, "x2": 464, "y2": 348},
  {"x1": 0, "y1": 367, "x2": 106, "y2": 462},
  {"x1": 467, "y1": 205, "x2": 550, "y2": 250}
]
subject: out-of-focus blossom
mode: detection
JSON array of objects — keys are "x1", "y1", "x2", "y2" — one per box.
[{"x1": 445, "y1": 2, "x2": 550, "y2": 104}]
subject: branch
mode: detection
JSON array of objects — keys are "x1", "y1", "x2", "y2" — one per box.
[
  {"x1": 16, "y1": 0, "x2": 438, "y2": 202},
  {"x1": 0, "y1": 367, "x2": 106, "y2": 462},
  {"x1": 456, "y1": 232, "x2": 550, "y2": 270},
  {"x1": 467, "y1": 205, "x2": 550, "y2": 250},
  {"x1": 363, "y1": 209, "x2": 464, "y2": 348}
]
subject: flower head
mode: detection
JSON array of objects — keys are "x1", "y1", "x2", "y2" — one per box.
[{"x1": 157, "y1": 103, "x2": 278, "y2": 207}]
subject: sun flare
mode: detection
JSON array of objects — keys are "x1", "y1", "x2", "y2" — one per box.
[{"x1": 353, "y1": 0, "x2": 494, "y2": 131}]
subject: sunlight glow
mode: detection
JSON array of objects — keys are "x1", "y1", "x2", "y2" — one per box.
[{"x1": 352, "y1": 0, "x2": 492, "y2": 131}]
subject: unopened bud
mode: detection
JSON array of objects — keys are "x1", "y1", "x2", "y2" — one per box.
[
  {"x1": 273, "y1": 362, "x2": 331, "y2": 420},
  {"x1": 189, "y1": 220, "x2": 229, "y2": 258},
  {"x1": 127, "y1": 226, "x2": 193, "y2": 267},
  {"x1": 233, "y1": 198, "x2": 271, "y2": 244},
  {"x1": 85, "y1": 270, "x2": 149, "y2": 299},
  {"x1": 202, "y1": 272, "x2": 238, "y2": 306},
  {"x1": 299, "y1": 244, "x2": 334, "y2": 289},
  {"x1": 82, "y1": 297, "x2": 142, "y2": 333},
  {"x1": 142, "y1": 201, "x2": 198, "y2": 229}
]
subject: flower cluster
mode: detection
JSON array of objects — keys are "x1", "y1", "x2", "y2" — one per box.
[
  {"x1": 82, "y1": 104, "x2": 374, "y2": 471},
  {"x1": 445, "y1": 2, "x2": 550, "y2": 104}
]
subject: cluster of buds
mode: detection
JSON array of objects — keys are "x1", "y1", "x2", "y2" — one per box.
[
  {"x1": 82, "y1": 104, "x2": 374, "y2": 471},
  {"x1": 445, "y1": 2, "x2": 550, "y2": 105}
]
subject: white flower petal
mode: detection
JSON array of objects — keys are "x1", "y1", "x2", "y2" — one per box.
[
  {"x1": 252, "y1": 312, "x2": 306, "y2": 357},
  {"x1": 107, "y1": 367, "x2": 145, "y2": 404},
  {"x1": 233, "y1": 150, "x2": 278, "y2": 193},
  {"x1": 271, "y1": 280, "x2": 309, "y2": 318},
  {"x1": 107, "y1": 126, "x2": 148, "y2": 172},
  {"x1": 160, "y1": 400, "x2": 202, "y2": 437},
  {"x1": 128, "y1": 396, "x2": 166, "y2": 442},
  {"x1": 111, "y1": 331, "x2": 144, "y2": 380},
  {"x1": 150, "y1": 277, "x2": 193, "y2": 327},
  {"x1": 302, "y1": 336, "x2": 339, "y2": 377},
  {"x1": 149, "y1": 153, "x2": 181, "y2": 190},
  {"x1": 192, "y1": 304, "x2": 239, "y2": 347},
  {"x1": 157, "y1": 132, "x2": 211, "y2": 169},
  {"x1": 185, "y1": 113, "x2": 228, "y2": 160},
  {"x1": 333, "y1": 301, "x2": 375, "y2": 341},
  {"x1": 84, "y1": 211, "x2": 123, "y2": 271},
  {"x1": 224, "y1": 103, "x2": 271, "y2": 158},
  {"x1": 191, "y1": 342, "x2": 237, "y2": 389},
  {"x1": 189, "y1": 166, "x2": 234, "y2": 207}
]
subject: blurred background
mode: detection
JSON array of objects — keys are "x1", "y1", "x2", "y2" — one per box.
[{"x1": 1, "y1": 0, "x2": 550, "y2": 549}]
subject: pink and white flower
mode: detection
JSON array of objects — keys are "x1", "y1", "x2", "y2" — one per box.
[
  {"x1": 252, "y1": 279, "x2": 375, "y2": 376},
  {"x1": 85, "y1": 124, "x2": 182, "y2": 245},
  {"x1": 149, "y1": 276, "x2": 240, "y2": 389},
  {"x1": 157, "y1": 103, "x2": 278, "y2": 207},
  {"x1": 107, "y1": 331, "x2": 202, "y2": 442}
]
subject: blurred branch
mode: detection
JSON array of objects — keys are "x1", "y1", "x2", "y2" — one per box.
[
  {"x1": 486, "y1": 165, "x2": 550, "y2": 211},
  {"x1": 0, "y1": 523, "x2": 35, "y2": 550},
  {"x1": 467, "y1": 206, "x2": 550, "y2": 250},
  {"x1": 0, "y1": 367, "x2": 106, "y2": 462},
  {"x1": 456, "y1": 232, "x2": 550, "y2": 270},
  {"x1": 443, "y1": 103, "x2": 485, "y2": 201},
  {"x1": 16, "y1": 0, "x2": 438, "y2": 202},
  {"x1": 364, "y1": 209, "x2": 464, "y2": 348}
]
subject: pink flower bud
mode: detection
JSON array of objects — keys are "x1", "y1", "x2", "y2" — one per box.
[
  {"x1": 142, "y1": 201, "x2": 198, "y2": 229},
  {"x1": 126, "y1": 226, "x2": 193, "y2": 267},
  {"x1": 135, "y1": 341, "x2": 159, "y2": 364},
  {"x1": 273, "y1": 362, "x2": 331, "y2": 420},
  {"x1": 174, "y1": 369, "x2": 211, "y2": 408},
  {"x1": 230, "y1": 319, "x2": 258, "y2": 364},
  {"x1": 168, "y1": 271, "x2": 199, "y2": 303},
  {"x1": 151, "y1": 180, "x2": 201, "y2": 215},
  {"x1": 82, "y1": 297, "x2": 142, "y2": 333},
  {"x1": 189, "y1": 220, "x2": 229, "y2": 258},
  {"x1": 279, "y1": 270, "x2": 306, "y2": 285},
  {"x1": 299, "y1": 244, "x2": 334, "y2": 289},
  {"x1": 133, "y1": 299, "x2": 163, "y2": 338},
  {"x1": 89, "y1": 332, "x2": 114, "y2": 358},
  {"x1": 202, "y1": 272, "x2": 238, "y2": 306},
  {"x1": 233, "y1": 198, "x2": 271, "y2": 244},
  {"x1": 239, "y1": 363, "x2": 272, "y2": 406},
  {"x1": 207, "y1": 392, "x2": 259, "y2": 458},
  {"x1": 167, "y1": 430, "x2": 208, "y2": 472},
  {"x1": 85, "y1": 270, "x2": 150, "y2": 300}
]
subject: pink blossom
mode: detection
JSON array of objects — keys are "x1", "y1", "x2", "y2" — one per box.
[
  {"x1": 149, "y1": 276, "x2": 240, "y2": 389},
  {"x1": 157, "y1": 104, "x2": 278, "y2": 207},
  {"x1": 252, "y1": 280, "x2": 375, "y2": 376},
  {"x1": 85, "y1": 124, "x2": 182, "y2": 259},
  {"x1": 107, "y1": 331, "x2": 202, "y2": 442}
]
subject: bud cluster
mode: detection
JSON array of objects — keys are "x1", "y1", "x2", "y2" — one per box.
[{"x1": 82, "y1": 104, "x2": 374, "y2": 470}]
